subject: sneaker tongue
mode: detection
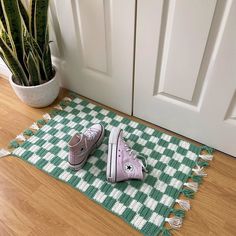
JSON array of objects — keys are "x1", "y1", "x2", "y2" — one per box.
[{"x1": 137, "y1": 158, "x2": 148, "y2": 173}]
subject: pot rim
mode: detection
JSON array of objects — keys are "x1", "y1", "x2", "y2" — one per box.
[{"x1": 10, "y1": 65, "x2": 57, "y2": 89}]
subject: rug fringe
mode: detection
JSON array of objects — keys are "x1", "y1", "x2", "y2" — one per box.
[
  {"x1": 0, "y1": 148, "x2": 11, "y2": 157},
  {"x1": 176, "y1": 199, "x2": 190, "y2": 211}
]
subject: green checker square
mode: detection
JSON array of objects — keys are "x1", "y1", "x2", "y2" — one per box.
[
  {"x1": 61, "y1": 126, "x2": 71, "y2": 133},
  {"x1": 146, "y1": 141, "x2": 156, "y2": 150},
  {"x1": 35, "y1": 138, "x2": 46, "y2": 146},
  {"x1": 139, "y1": 205, "x2": 153, "y2": 220},
  {"x1": 189, "y1": 143, "x2": 200, "y2": 153},
  {"x1": 96, "y1": 113, "x2": 105, "y2": 120},
  {"x1": 107, "y1": 111, "x2": 116, "y2": 119},
  {"x1": 128, "y1": 134, "x2": 139, "y2": 142},
  {"x1": 124, "y1": 125, "x2": 135, "y2": 133},
  {"x1": 49, "y1": 128, "x2": 58, "y2": 136},
  {"x1": 116, "y1": 182, "x2": 129, "y2": 192},
  {"x1": 159, "y1": 172, "x2": 172, "y2": 183},
  {"x1": 93, "y1": 149, "x2": 104, "y2": 158},
  {"x1": 82, "y1": 107, "x2": 91, "y2": 114},
  {"x1": 170, "y1": 136, "x2": 180, "y2": 145},
  {"x1": 71, "y1": 108, "x2": 80, "y2": 115},
  {"x1": 145, "y1": 175, "x2": 157, "y2": 186},
  {"x1": 22, "y1": 140, "x2": 36, "y2": 149},
  {"x1": 63, "y1": 134, "x2": 72, "y2": 143},
  {"x1": 35, "y1": 129, "x2": 46, "y2": 138},
  {"x1": 165, "y1": 186, "x2": 179, "y2": 199},
  {"x1": 48, "y1": 136, "x2": 60, "y2": 145},
  {"x1": 68, "y1": 101, "x2": 77, "y2": 108},
  {"x1": 100, "y1": 183, "x2": 113, "y2": 195},
  {"x1": 80, "y1": 100, "x2": 89, "y2": 107},
  {"x1": 50, "y1": 146, "x2": 61, "y2": 155},
  {"x1": 175, "y1": 171, "x2": 188, "y2": 181},
  {"x1": 142, "y1": 222, "x2": 159, "y2": 236},
  {"x1": 83, "y1": 162, "x2": 93, "y2": 171},
  {"x1": 122, "y1": 208, "x2": 136, "y2": 222},
  {"x1": 84, "y1": 114, "x2": 93, "y2": 122},
  {"x1": 103, "y1": 196, "x2": 117, "y2": 209},
  {"x1": 86, "y1": 175, "x2": 97, "y2": 185},
  {"x1": 176, "y1": 146, "x2": 188, "y2": 155},
  {"x1": 136, "y1": 123, "x2": 146, "y2": 131},
  {"x1": 121, "y1": 117, "x2": 131, "y2": 125},
  {"x1": 110, "y1": 119, "x2": 120, "y2": 127},
  {"x1": 152, "y1": 129, "x2": 162, "y2": 138},
  {"x1": 50, "y1": 156, "x2": 63, "y2": 166},
  {"x1": 141, "y1": 132, "x2": 151, "y2": 141},
  {"x1": 134, "y1": 191, "x2": 148, "y2": 204},
  {"x1": 168, "y1": 159, "x2": 181, "y2": 169},
  {"x1": 21, "y1": 150, "x2": 33, "y2": 160},
  {"x1": 85, "y1": 185, "x2": 99, "y2": 198},
  {"x1": 36, "y1": 158, "x2": 48, "y2": 169},
  {"x1": 155, "y1": 203, "x2": 169, "y2": 216},
  {"x1": 155, "y1": 162, "x2": 167, "y2": 171},
  {"x1": 149, "y1": 189, "x2": 163, "y2": 201},
  {"x1": 94, "y1": 106, "x2": 102, "y2": 112},
  {"x1": 95, "y1": 159, "x2": 106, "y2": 170},
  {"x1": 36, "y1": 148, "x2": 48, "y2": 157},
  {"x1": 61, "y1": 118, "x2": 70, "y2": 126},
  {"x1": 182, "y1": 157, "x2": 195, "y2": 167},
  {"x1": 119, "y1": 193, "x2": 133, "y2": 206},
  {"x1": 158, "y1": 139, "x2": 169, "y2": 148},
  {"x1": 129, "y1": 179, "x2": 143, "y2": 189},
  {"x1": 150, "y1": 150, "x2": 162, "y2": 160},
  {"x1": 68, "y1": 176, "x2": 81, "y2": 186},
  {"x1": 163, "y1": 148, "x2": 175, "y2": 157},
  {"x1": 132, "y1": 143, "x2": 143, "y2": 152}
]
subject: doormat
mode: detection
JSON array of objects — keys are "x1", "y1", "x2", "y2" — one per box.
[{"x1": 0, "y1": 95, "x2": 213, "y2": 236}]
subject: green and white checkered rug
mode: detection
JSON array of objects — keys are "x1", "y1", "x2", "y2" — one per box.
[{"x1": 5, "y1": 96, "x2": 213, "y2": 236}]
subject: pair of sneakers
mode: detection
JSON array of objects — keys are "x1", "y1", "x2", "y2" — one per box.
[{"x1": 68, "y1": 124, "x2": 147, "y2": 183}]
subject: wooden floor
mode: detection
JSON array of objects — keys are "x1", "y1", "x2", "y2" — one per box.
[{"x1": 0, "y1": 78, "x2": 235, "y2": 236}]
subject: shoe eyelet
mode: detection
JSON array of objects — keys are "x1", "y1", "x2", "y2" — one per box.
[{"x1": 81, "y1": 147, "x2": 84, "y2": 151}]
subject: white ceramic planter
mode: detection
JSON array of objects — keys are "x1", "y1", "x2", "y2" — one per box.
[{"x1": 9, "y1": 66, "x2": 60, "y2": 108}]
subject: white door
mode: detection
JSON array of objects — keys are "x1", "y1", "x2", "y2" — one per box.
[
  {"x1": 49, "y1": 0, "x2": 135, "y2": 114},
  {"x1": 134, "y1": 0, "x2": 236, "y2": 156}
]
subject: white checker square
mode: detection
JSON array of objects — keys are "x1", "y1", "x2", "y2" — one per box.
[
  {"x1": 131, "y1": 215, "x2": 146, "y2": 230},
  {"x1": 58, "y1": 149, "x2": 67, "y2": 159},
  {"x1": 109, "y1": 189, "x2": 122, "y2": 200},
  {"x1": 80, "y1": 119, "x2": 89, "y2": 127},
  {"x1": 129, "y1": 121, "x2": 138, "y2": 128},
  {"x1": 148, "y1": 157, "x2": 158, "y2": 167},
  {"x1": 90, "y1": 110, "x2": 98, "y2": 116},
  {"x1": 91, "y1": 178, "x2": 103, "y2": 189},
  {"x1": 87, "y1": 103, "x2": 96, "y2": 109},
  {"x1": 58, "y1": 160, "x2": 68, "y2": 169},
  {"x1": 149, "y1": 212, "x2": 164, "y2": 226},
  {"x1": 142, "y1": 147, "x2": 152, "y2": 156},
  {"x1": 28, "y1": 154, "x2": 40, "y2": 164},
  {"x1": 160, "y1": 194, "x2": 174, "y2": 207},
  {"x1": 42, "y1": 133, "x2": 53, "y2": 141},
  {"x1": 139, "y1": 183, "x2": 153, "y2": 195},
  {"x1": 28, "y1": 144, "x2": 40, "y2": 153},
  {"x1": 161, "y1": 134, "x2": 171, "y2": 142},
  {"x1": 144, "y1": 127, "x2": 154, "y2": 135},
  {"x1": 172, "y1": 153, "x2": 184, "y2": 163},
  {"x1": 112, "y1": 202, "x2": 126, "y2": 215},
  {"x1": 67, "y1": 121, "x2": 77, "y2": 128},
  {"x1": 179, "y1": 140, "x2": 190, "y2": 149},
  {"x1": 64, "y1": 106, "x2": 73, "y2": 112},
  {"x1": 149, "y1": 136, "x2": 159, "y2": 144},
  {"x1": 103, "y1": 117, "x2": 112, "y2": 123},
  {"x1": 93, "y1": 190, "x2": 106, "y2": 203},
  {"x1": 43, "y1": 152, "x2": 54, "y2": 161},
  {"x1": 114, "y1": 115, "x2": 123, "y2": 122},
  {"x1": 149, "y1": 169, "x2": 162, "y2": 179},
  {"x1": 75, "y1": 169, "x2": 86, "y2": 178},
  {"x1": 43, "y1": 162, "x2": 56, "y2": 172},
  {"x1": 54, "y1": 131, "x2": 66, "y2": 139},
  {"x1": 159, "y1": 155, "x2": 171, "y2": 164},
  {"x1": 75, "y1": 104, "x2": 84, "y2": 111},
  {"x1": 186, "y1": 150, "x2": 197, "y2": 161},
  {"x1": 164, "y1": 166, "x2": 176, "y2": 177},
  {"x1": 137, "y1": 138, "x2": 147, "y2": 146},
  {"x1": 54, "y1": 123, "x2": 64, "y2": 130},
  {"x1": 57, "y1": 140, "x2": 67, "y2": 149},
  {"x1": 178, "y1": 164, "x2": 191, "y2": 174},
  {"x1": 133, "y1": 129, "x2": 142, "y2": 137},
  {"x1": 89, "y1": 165, "x2": 101, "y2": 176},
  {"x1": 167, "y1": 143, "x2": 178, "y2": 151},
  {"x1": 28, "y1": 135, "x2": 39, "y2": 144},
  {"x1": 42, "y1": 142, "x2": 54, "y2": 151},
  {"x1": 144, "y1": 196, "x2": 158, "y2": 211},
  {"x1": 169, "y1": 178, "x2": 183, "y2": 189},
  {"x1": 124, "y1": 186, "x2": 138, "y2": 198},
  {"x1": 65, "y1": 113, "x2": 76, "y2": 120},
  {"x1": 74, "y1": 97, "x2": 82, "y2": 103},
  {"x1": 154, "y1": 181, "x2": 167, "y2": 193},
  {"x1": 59, "y1": 171, "x2": 72, "y2": 181},
  {"x1": 68, "y1": 129, "x2": 77, "y2": 136},
  {"x1": 129, "y1": 199, "x2": 142, "y2": 212},
  {"x1": 77, "y1": 179, "x2": 89, "y2": 192},
  {"x1": 53, "y1": 115, "x2": 63, "y2": 123},
  {"x1": 100, "y1": 109, "x2": 109, "y2": 116},
  {"x1": 156, "y1": 146, "x2": 165, "y2": 154},
  {"x1": 13, "y1": 147, "x2": 25, "y2": 156}
]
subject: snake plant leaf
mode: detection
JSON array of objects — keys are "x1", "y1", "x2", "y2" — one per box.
[
  {"x1": 0, "y1": 37, "x2": 28, "y2": 85},
  {"x1": 0, "y1": 3, "x2": 7, "y2": 30},
  {"x1": 35, "y1": 0, "x2": 49, "y2": 51},
  {"x1": 43, "y1": 44, "x2": 53, "y2": 80},
  {"x1": 1, "y1": 0, "x2": 24, "y2": 64},
  {"x1": 29, "y1": 0, "x2": 36, "y2": 37},
  {"x1": 17, "y1": 0, "x2": 30, "y2": 32},
  {"x1": 1, "y1": 29, "x2": 12, "y2": 49},
  {"x1": 27, "y1": 51, "x2": 40, "y2": 86}
]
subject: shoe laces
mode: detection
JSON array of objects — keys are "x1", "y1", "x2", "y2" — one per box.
[
  {"x1": 121, "y1": 136, "x2": 148, "y2": 172},
  {"x1": 85, "y1": 127, "x2": 99, "y2": 140}
]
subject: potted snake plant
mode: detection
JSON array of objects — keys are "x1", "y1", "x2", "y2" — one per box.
[{"x1": 0, "y1": 0, "x2": 59, "y2": 107}]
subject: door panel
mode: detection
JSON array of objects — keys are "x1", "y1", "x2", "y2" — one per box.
[
  {"x1": 134, "y1": 0, "x2": 236, "y2": 156},
  {"x1": 49, "y1": 0, "x2": 135, "y2": 114}
]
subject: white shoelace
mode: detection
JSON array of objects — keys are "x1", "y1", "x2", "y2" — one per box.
[
  {"x1": 85, "y1": 127, "x2": 99, "y2": 140},
  {"x1": 121, "y1": 137, "x2": 148, "y2": 172}
]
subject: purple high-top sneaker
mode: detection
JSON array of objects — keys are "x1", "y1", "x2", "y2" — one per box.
[
  {"x1": 106, "y1": 127, "x2": 148, "y2": 183},
  {"x1": 68, "y1": 124, "x2": 105, "y2": 170}
]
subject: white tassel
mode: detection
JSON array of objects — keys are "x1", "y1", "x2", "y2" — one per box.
[
  {"x1": 63, "y1": 97, "x2": 72, "y2": 101},
  {"x1": 16, "y1": 133, "x2": 26, "y2": 142},
  {"x1": 43, "y1": 113, "x2": 51, "y2": 120},
  {"x1": 184, "y1": 182, "x2": 198, "y2": 192},
  {"x1": 176, "y1": 199, "x2": 190, "y2": 211},
  {"x1": 199, "y1": 154, "x2": 213, "y2": 161},
  {"x1": 165, "y1": 217, "x2": 182, "y2": 229},
  {"x1": 30, "y1": 123, "x2": 39, "y2": 130},
  {"x1": 192, "y1": 165, "x2": 207, "y2": 176},
  {"x1": 0, "y1": 148, "x2": 10, "y2": 157},
  {"x1": 54, "y1": 105, "x2": 63, "y2": 110}
]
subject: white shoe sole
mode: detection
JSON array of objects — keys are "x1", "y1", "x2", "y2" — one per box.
[
  {"x1": 106, "y1": 127, "x2": 121, "y2": 183},
  {"x1": 69, "y1": 125, "x2": 105, "y2": 170}
]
